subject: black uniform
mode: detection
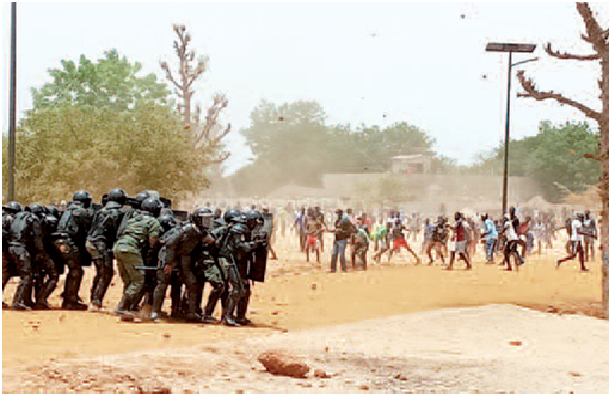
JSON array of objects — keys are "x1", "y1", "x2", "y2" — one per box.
[
  {"x1": 31, "y1": 208, "x2": 59, "y2": 308},
  {"x1": 86, "y1": 201, "x2": 124, "y2": 308},
  {"x1": 151, "y1": 222, "x2": 182, "y2": 319},
  {"x1": 157, "y1": 223, "x2": 207, "y2": 321},
  {"x1": 56, "y1": 202, "x2": 94, "y2": 309},
  {"x1": 2, "y1": 206, "x2": 21, "y2": 306},
  {"x1": 5, "y1": 211, "x2": 38, "y2": 310}
]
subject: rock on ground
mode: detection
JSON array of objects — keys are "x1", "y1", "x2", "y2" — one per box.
[{"x1": 257, "y1": 350, "x2": 310, "y2": 378}]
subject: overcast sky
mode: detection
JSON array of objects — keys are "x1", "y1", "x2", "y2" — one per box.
[{"x1": 2, "y1": 2, "x2": 607, "y2": 175}]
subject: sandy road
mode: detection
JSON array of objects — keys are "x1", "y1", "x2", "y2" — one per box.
[{"x1": 2, "y1": 233, "x2": 603, "y2": 372}]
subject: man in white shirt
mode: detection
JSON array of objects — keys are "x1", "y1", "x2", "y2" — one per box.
[{"x1": 556, "y1": 212, "x2": 593, "y2": 272}]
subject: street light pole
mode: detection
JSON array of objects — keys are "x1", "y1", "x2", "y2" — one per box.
[
  {"x1": 7, "y1": 2, "x2": 17, "y2": 201},
  {"x1": 486, "y1": 42, "x2": 537, "y2": 215},
  {"x1": 502, "y1": 51, "x2": 513, "y2": 217}
]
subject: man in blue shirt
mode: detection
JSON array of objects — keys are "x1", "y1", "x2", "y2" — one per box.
[{"x1": 481, "y1": 213, "x2": 498, "y2": 263}]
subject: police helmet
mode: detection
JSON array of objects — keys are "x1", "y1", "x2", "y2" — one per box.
[
  {"x1": 4, "y1": 201, "x2": 22, "y2": 213},
  {"x1": 46, "y1": 206, "x2": 60, "y2": 219},
  {"x1": 108, "y1": 188, "x2": 126, "y2": 205},
  {"x1": 191, "y1": 208, "x2": 214, "y2": 231},
  {"x1": 245, "y1": 209, "x2": 261, "y2": 230},
  {"x1": 29, "y1": 204, "x2": 46, "y2": 217},
  {"x1": 141, "y1": 198, "x2": 162, "y2": 218},
  {"x1": 223, "y1": 209, "x2": 241, "y2": 224},
  {"x1": 73, "y1": 190, "x2": 92, "y2": 208},
  {"x1": 158, "y1": 215, "x2": 177, "y2": 232},
  {"x1": 136, "y1": 191, "x2": 151, "y2": 203}
]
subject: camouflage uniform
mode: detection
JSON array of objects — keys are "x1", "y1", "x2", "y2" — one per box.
[{"x1": 113, "y1": 212, "x2": 160, "y2": 313}]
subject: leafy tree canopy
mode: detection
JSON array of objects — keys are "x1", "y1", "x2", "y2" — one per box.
[
  {"x1": 231, "y1": 100, "x2": 450, "y2": 195},
  {"x1": 3, "y1": 50, "x2": 211, "y2": 205},
  {"x1": 31, "y1": 49, "x2": 170, "y2": 111},
  {"x1": 464, "y1": 121, "x2": 599, "y2": 202}
]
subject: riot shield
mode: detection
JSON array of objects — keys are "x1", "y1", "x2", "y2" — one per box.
[
  {"x1": 250, "y1": 212, "x2": 273, "y2": 283},
  {"x1": 250, "y1": 243, "x2": 267, "y2": 283}
]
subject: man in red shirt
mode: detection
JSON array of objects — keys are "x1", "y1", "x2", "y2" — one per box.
[{"x1": 446, "y1": 211, "x2": 472, "y2": 270}]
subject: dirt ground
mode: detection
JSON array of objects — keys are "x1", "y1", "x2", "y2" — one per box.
[{"x1": 2, "y1": 231, "x2": 605, "y2": 389}]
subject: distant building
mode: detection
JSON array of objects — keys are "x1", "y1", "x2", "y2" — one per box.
[{"x1": 390, "y1": 155, "x2": 431, "y2": 175}]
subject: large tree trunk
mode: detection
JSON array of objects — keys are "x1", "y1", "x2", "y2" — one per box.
[{"x1": 602, "y1": 54, "x2": 609, "y2": 318}]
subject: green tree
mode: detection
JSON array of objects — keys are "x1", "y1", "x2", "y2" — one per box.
[
  {"x1": 235, "y1": 99, "x2": 330, "y2": 193},
  {"x1": 464, "y1": 121, "x2": 599, "y2": 201},
  {"x1": 31, "y1": 49, "x2": 169, "y2": 111},
  {"x1": 3, "y1": 50, "x2": 214, "y2": 205},
  {"x1": 231, "y1": 100, "x2": 454, "y2": 195}
]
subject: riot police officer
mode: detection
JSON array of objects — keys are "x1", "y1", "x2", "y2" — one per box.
[
  {"x1": 2, "y1": 202, "x2": 22, "y2": 307},
  {"x1": 56, "y1": 190, "x2": 94, "y2": 310},
  {"x1": 150, "y1": 215, "x2": 182, "y2": 321},
  {"x1": 235, "y1": 209, "x2": 267, "y2": 325},
  {"x1": 189, "y1": 208, "x2": 225, "y2": 323},
  {"x1": 87, "y1": 188, "x2": 126, "y2": 311},
  {"x1": 213, "y1": 209, "x2": 262, "y2": 327},
  {"x1": 28, "y1": 204, "x2": 59, "y2": 309},
  {"x1": 113, "y1": 197, "x2": 161, "y2": 316},
  {"x1": 154, "y1": 207, "x2": 214, "y2": 322},
  {"x1": 5, "y1": 206, "x2": 38, "y2": 310}
]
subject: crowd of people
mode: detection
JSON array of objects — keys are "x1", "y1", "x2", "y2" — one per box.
[
  {"x1": 2, "y1": 189, "x2": 272, "y2": 326},
  {"x1": 291, "y1": 205, "x2": 599, "y2": 273},
  {"x1": 2, "y1": 191, "x2": 599, "y2": 326}
]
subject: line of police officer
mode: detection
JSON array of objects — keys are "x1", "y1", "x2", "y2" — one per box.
[{"x1": 2, "y1": 189, "x2": 270, "y2": 327}]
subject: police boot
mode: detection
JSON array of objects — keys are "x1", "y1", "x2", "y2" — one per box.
[
  {"x1": 152, "y1": 283, "x2": 168, "y2": 316},
  {"x1": 62, "y1": 297, "x2": 88, "y2": 311},
  {"x1": 11, "y1": 302, "x2": 31, "y2": 311},
  {"x1": 203, "y1": 289, "x2": 222, "y2": 323},
  {"x1": 222, "y1": 298, "x2": 240, "y2": 327},
  {"x1": 202, "y1": 314, "x2": 218, "y2": 324},
  {"x1": 236, "y1": 296, "x2": 251, "y2": 325},
  {"x1": 222, "y1": 314, "x2": 240, "y2": 327},
  {"x1": 37, "y1": 277, "x2": 58, "y2": 310},
  {"x1": 185, "y1": 287, "x2": 201, "y2": 323},
  {"x1": 13, "y1": 278, "x2": 33, "y2": 311},
  {"x1": 235, "y1": 316, "x2": 252, "y2": 326}
]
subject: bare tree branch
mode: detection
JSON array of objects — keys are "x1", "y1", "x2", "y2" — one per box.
[
  {"x1": 577, "y1": 2, "x2": 608, "y2": 52},
  {"x1": 545, "y1": 42, "x2": 600, "y2": 61},
  {"x1": 517, "y1": 70, "x2": 601, "y2": 122}
]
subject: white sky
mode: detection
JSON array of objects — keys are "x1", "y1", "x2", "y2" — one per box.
[{"x1": 2, "y1": 2, "x2": 607, "y2": 175}]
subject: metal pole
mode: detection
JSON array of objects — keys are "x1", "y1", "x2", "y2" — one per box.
[
  {"x1": 502, "y1": 51, "x2": 512, "y2": 215},
  {"x1": 7, "y1": 2, "x2": 17, "y2": 201}
]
